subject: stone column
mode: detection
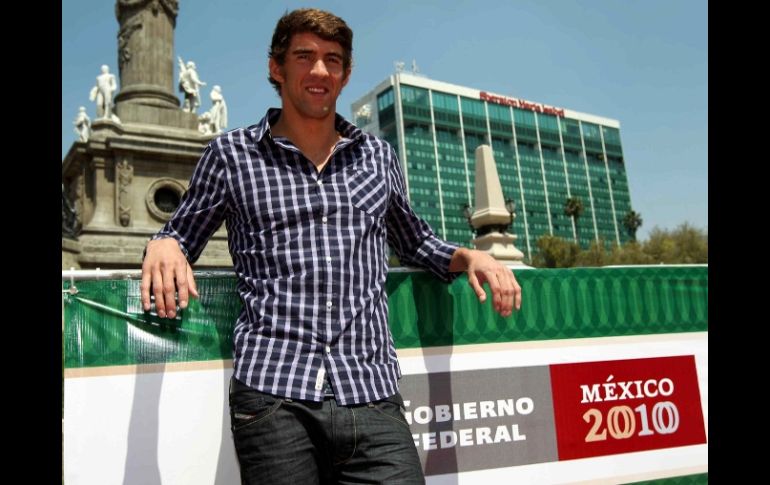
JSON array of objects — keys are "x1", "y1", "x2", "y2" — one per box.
[{"x1": 114, "y1": 0, "x2": 180, "y2": 109}]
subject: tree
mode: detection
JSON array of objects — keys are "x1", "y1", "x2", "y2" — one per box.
[
  {"x1": 574, "y1": 239, "x2": 608, "y2": 267},
  {"x1": 532, "y1": 235, "x2": 580, "y2": 268},
  {"x1": 528, "y1": 222, "x2": 707, "y2": 268},
  {"x1": 643, "y1": 223, "x2": 707, "y2": 264},
  {"x1": 564, "y1": 196, "x2": 585, "y2": 243},
  {"x1": 608, "y1": 240, "x2": 654, "y2": 265},
  {"x1": 623, "y1": 210, "x2": 643, "y2": 241}
]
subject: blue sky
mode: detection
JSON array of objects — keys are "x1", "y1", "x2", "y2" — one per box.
[{"x1": 62, "y1": 0, "x2": 707, "y2": 241}]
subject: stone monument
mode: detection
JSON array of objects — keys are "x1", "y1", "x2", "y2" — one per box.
[
  {"x1": 467, "y1": 145, "x2": 527, "y2": 265},
  {"x1": 62, "y1": 0, "x2": 229, "y2": 269}
]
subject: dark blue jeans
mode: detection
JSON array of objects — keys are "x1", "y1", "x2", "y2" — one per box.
[{"x1": 229, "y1": 377, "x2": 425, "y2": 484}]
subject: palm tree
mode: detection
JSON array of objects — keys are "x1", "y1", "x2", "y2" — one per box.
[
  {"x1": 623, "y1": 210, "x2": 643, "y2": 241},
  {"x1": 564, "y1": 196, "x2": 584, "y2": 244}
]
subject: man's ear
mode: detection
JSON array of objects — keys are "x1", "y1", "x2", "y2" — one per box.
[
  {"x1": 341, "y1": 67, "x2": 351, "y2": 88},
  {"x1": 269, "y1": 58, "x2": 285, "y2": 85}
]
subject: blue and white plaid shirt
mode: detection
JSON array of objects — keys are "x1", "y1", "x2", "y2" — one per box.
[{"x1": 155, "y1": 108, "x2": 460, "y2": 405}]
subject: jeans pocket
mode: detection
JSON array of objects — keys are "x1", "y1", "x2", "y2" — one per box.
[
  {"x1": 229, "y1": 380, "x2": 283, "y2": 431},
  {"x1": 372, "y1": 393, "x2": 411, "y2": 430}
]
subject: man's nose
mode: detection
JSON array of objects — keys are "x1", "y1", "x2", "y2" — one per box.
[{"x1": 310, "y1": 59, "x2": 330, "y2": 77}]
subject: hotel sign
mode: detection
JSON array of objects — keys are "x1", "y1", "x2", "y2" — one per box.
[{"x1": 480, "y1": 91, "x2": 565, "y2": 117}]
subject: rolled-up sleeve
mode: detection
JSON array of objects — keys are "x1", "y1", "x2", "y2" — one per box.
[{"x1": 384, "y1": 145, "x2": 460, "y2": 282}]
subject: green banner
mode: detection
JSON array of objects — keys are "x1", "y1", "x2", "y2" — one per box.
[
  {"x1": 625, "y1": 473, "x2": 708, "y2": 484},
  {"x1": 63, "y1": 266, "x2": 707, "y2": 369}
]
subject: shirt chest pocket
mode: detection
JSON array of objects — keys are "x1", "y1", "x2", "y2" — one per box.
[{"x1": 347, "y1": 167, "x2": 388, "y2": 218}]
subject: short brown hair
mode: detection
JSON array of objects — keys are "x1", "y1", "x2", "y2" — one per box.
[{"x1": 268, "y1": 8, "x2": 353, "y2": 94}]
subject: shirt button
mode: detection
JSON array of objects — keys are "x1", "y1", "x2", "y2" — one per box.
[
  {"x1": 325, "y1": 345, "x2": 331, "y2": 354},
  {"x1": 321, "y1": 216, "x2": 328, "y2": 223},
  {"x1": 317, "y1": 180, "x2": 323, "y2": 186},
  {"x1": 326, "y1": 301, "x2": 332, "y2": 308},
  {"x1": 326, "y1": 256, "x2": 332, "y2": 263}
]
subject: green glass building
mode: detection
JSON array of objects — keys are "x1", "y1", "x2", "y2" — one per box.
[{"x1": 351, "y1": 73, "x2": 634, "y2": 261}]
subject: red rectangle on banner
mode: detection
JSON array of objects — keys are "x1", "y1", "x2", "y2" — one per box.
[{"x1": 550, "y1": 356, "x2": 706, "y2": 460}]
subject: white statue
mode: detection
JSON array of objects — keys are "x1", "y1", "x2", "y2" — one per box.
[
  {"x1": 178, "y1": 56, "x2": 206, "y2": 113},
  {"x1": 73, "y1": 106, "x2": 91, "y2": 142},
  {"x1": 197, "y1": 112, "x2": 213, "y2": 135},
  {"x1": 89, "y1": 65, "x2": 119, "y2": 121},
  {"x1": 209, "y1": 85, "x2": 228, "y2": 134}
]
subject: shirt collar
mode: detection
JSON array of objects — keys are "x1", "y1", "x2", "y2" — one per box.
[{"x1": 255, "y1": 108, "x2": 365, "y2": 143}]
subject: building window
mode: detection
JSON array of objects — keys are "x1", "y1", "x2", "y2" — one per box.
[{"x1": 146, "y1": 178, "x2": 187, "y2": 222}]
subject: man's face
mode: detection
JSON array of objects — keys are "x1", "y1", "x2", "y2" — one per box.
[{"x1": 269, "y1": 32, "x2": 351, "y2": 121}]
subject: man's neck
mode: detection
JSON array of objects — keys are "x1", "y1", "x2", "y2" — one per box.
[{"x1": 271, "y1": 109, "x2": 341, "y2": 172}]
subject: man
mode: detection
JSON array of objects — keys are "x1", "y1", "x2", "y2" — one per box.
[
  {"x1": 141, "y1": 8, "x2": 521, "y2": 484},
  {"x1": 89, "y1": 64, "x2": 117, "y2": 120}
]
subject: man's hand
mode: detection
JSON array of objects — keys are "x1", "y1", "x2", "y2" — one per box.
[
  {"x1": 449, "y1": 248, "x2": 522, "y2": 317},
  {"x1": 140, "y1": 238, "x2": 198, "y2": 319}
]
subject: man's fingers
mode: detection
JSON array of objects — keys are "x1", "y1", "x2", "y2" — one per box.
[
  {"x1": 140, "y1": 238, "x2": 193, "y2": 318},
  {"x1": 484, "y1": 270, "x2": 503, "y2": 313},
  {"x1": 499, "y1": 268, "x2": 515, "y2": 316},
  {"x1": 140, "y1": 266, "x2": 153, "y2": 311},
  {"x1": 467, "y1": 272, "x2": 487, "y2": 302},
  {"x1": 512, "y1": 273, "x2": 522, "y2": 311},
  {"x1": 162, "y1": 264, "x2": 178, "y2": 318},
  {"x1": 188, "y1": 263, "x2": 199, "y2": 298},
  {"x1": 485, "y1": 267, "x2": 517, "y2": 317},
  {"x1": 459, "y1": 250, "x2": 523, "y2": 317},
  {"x1": 182, "y1": 263, "x2": 199, "y2": 307},
  {"x1": 175, "y1": 263, "x2": 189, "y2": 312},
  {"x1": 152, "y1": 268, "x2": 166, "y2": 317}
]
